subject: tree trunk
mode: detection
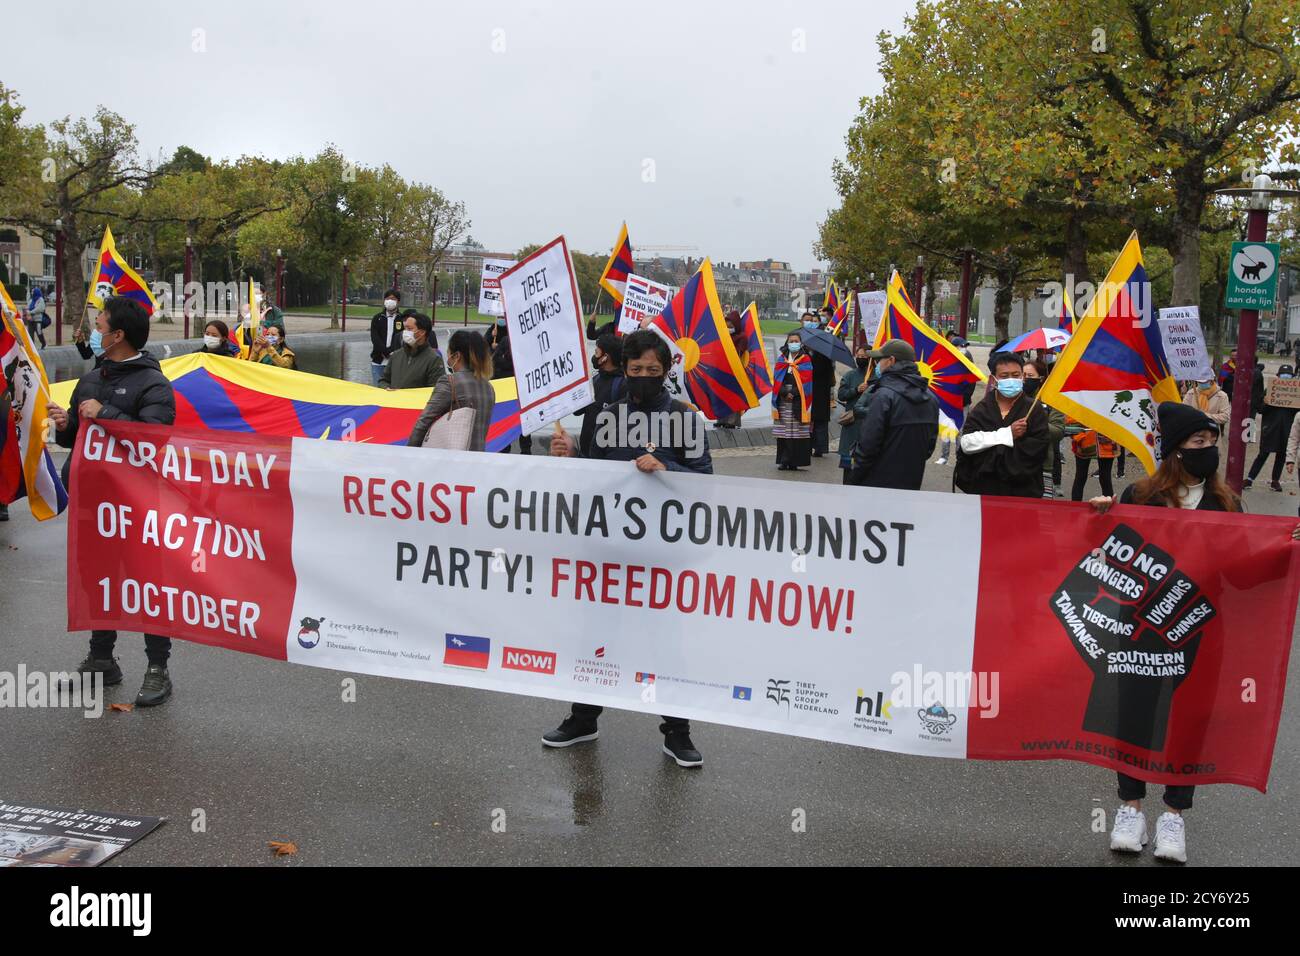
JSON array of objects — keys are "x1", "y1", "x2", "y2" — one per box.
[
  {"x1": 61, "y1": 226, "x2": 89, "y2": 336},
  {"x1": 1062, "y1": 210, "x2": 1091, "y2": 287},
  {"x1": 993, "y1": 269, "x2": 1015, "y2": 344},
  {"x1": 1169, "y1": 169, "x2": 1206, "y2": 307}
]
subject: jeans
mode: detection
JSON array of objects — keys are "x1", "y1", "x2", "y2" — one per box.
[
  {"x1": 571, "y1": 702, "x2": 689, "y2": 736},
  {"x1": 370, "y1": 363, "x2": 385, "y2": 385},
  {"x1": 89, "y1": 630, "x2": 172, "y2": 667},
  {"x1": 1117, "y1": 772, "x2": 1194, "y2": 811}
]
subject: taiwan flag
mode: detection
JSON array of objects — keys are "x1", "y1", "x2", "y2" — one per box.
[{"x1": 444, "y1": 634, "x2": 491, "y2": 669}]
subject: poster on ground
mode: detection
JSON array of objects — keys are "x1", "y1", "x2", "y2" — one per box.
[{"x1": 0, "y1": 800, "x2": 163, "y2": 866}]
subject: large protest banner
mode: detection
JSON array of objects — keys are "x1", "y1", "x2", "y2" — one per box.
[
  {"x1": 67, "y1": 422, "x2": 1298, "y2": 790},
  {"x1": 496, "y1": 237, "x2": 592, "y2": 434}
]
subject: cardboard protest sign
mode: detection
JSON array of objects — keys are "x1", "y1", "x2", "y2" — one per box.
[{"x1": 496, "y1": 237, "x2": 592, "y2": 435}]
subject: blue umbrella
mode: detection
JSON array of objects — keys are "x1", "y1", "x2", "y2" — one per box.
[{"x1": 799, "y1": 326, "x2": 856, "y2": 367}]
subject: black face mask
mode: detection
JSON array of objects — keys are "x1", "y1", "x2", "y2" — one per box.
[
  {"x1": 626, "y1": 374, "x2": 665, "y2": 404},
  {"x1": 591, "y1": 352, "x2": 602, "y2": 369},
  {"x1": 1178, "y1": 446, "x2": 1219, "y2": 480},
  {"x1": 856, "y1": 358, "x2": 870, "y2": 370},
  {"x1": 1022, "y1": 378, "x2": 1042, "y2": 398}
]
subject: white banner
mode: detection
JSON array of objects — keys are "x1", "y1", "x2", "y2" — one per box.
[
  {"x1": 497, "y1": 237, "x2": 592, "y2": 435},
  {"x1": 478, "y1": 258, "x2": 517, "y2": 317},
  {"x1": 857, "y1": 291, "x2": 887, "y2": 345},
  {"x1": 285, "y1": 439, "x2": 981, "y2": 755},
  {"x1": 618, "y1": 273, "x2": 673, "y2": 336},
  {"x1": 1157, "y1": 307, "x2": 1212, "y2": 382}
]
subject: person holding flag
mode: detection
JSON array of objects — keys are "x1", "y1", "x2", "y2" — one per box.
[
  {"x1": 47, "y1": 296, "x2": 178, "y2": 707},
  {"x1": 773, "y1": 331, "x2": 813, "y2": 470},
  {"x1": 954, "y1": 351, "x2": 1050, "y2": 498}
]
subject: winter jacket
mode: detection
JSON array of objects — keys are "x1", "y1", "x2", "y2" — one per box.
[
  {"x1": 381, "y1": 343, "x2": 445, "y2": 390},
  {"x1": 846, "y1": 361, "x2": 939, "y2": 490},
  {"x1": 370, "y1": 309, "x2": 404, "y2": 364},
  {"x1": 579, "y1": 369, "x2": 626, "y2": 458},
  {"x1": 953, "y1": 390, "x2": 1050, "y2": 498},
  {"x1": 249, "y1": 340, "x2": 297, "y2": 369},
  {"x1": 836, "y1": 366, "x2": 872, "y2": 460},
  {"x1": 1182, "y1": 384, "x2": 1231, "y2": 430},
  {"x1": 810, "y1": 351, "x2": 835, "y2": 423},
  {"x1": 586, "y1": 389, "x2": 713, "y2": 475}
]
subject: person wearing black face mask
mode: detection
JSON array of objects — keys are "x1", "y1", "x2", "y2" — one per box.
[
  {"x1": 1087, "y1": 402, "x2": 1244, "y2": 864},
  {"x1": 577, "y1": 333, "x2": 625, "y2": 457},
  {"x1": 546, "y1": 330, "x2": 711, "y2": 768},
  {"x1": 836, "y1": 345, "x2": 874, "y2": 483}
]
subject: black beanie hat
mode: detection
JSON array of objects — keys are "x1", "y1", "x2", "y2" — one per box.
[{"x1": 1158, "y1": 401, "x2": 1217, "y2": 457}]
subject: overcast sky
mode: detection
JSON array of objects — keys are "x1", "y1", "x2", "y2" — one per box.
[{"x1": 8, "y1": 0, "x2": 911, "y2": 272}]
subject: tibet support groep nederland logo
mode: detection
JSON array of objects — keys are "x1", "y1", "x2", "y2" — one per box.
[{"x1": 296, "y1": 616, "x2": 326, "y2": 649}]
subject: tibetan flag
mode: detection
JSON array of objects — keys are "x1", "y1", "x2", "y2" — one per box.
[
  {"x1": 879, "y1": 279, "x2": 986, "y2": 436},
  {"x1": 234, "y1": 278, "x2": 263, "y2": 359},
  {"x1": 51, "y1": 353, "x2": 523, "y2": 453},
  {"x1": 1038, "y1": 233, "x2": 1178, "y2": 475},
  {"x1": 827, "y1": 293, "x2": 851, "y2": 337},
  {"x1": 443, "y1": 633, "x2": 490, "y2": 670},
  {"x1": 0, "y1": 293, "x2": 68, "y2": 519},
  {"x1": 599, "y1": 222, "x2": 634, "y2": 305},
  {"x1": 772, "y1": 350, "x2": 813, "y2": 424},
  {"x1": 86, "y1": 225, "x2": 158, "y2": 316},
  {"x1": 1058, "y1": 287, "x2": 1075, "y2": 334},
  {"x1": 741, "y1": 301, "x2": 774, "y2": 401},
  {"x1": 649, "y1": 259, "x2": 757, "y2": 419},
  {"x1": 823, "y1": 279, "x2": 842, "y2": 315}
]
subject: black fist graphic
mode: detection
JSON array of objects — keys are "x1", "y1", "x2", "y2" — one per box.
[{"x1": 1050, "y1": 524, "x2": 1216, "y2": 751}]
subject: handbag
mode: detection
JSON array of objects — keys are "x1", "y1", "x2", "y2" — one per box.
[{"x1": 421, "y1": 373, "x2": 476, "y2": 450}]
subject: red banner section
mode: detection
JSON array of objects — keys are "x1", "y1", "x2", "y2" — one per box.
[
  {"x1": 969, "y1": 498, "x2": 1299, "y2": 791},
  {"x1": 67, "y1": 422, "x2": 297, "y2": 659}
]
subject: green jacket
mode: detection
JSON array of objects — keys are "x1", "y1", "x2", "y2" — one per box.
[
  {"x1": 836, "y1": 366, "x2": 873, "y2": 458},
  {"x1": 381, "y1": 343, "x2": 446, "y2": 390}
]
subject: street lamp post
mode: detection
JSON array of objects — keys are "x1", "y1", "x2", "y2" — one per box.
[
  {"x1": 431, "y1": 274, "x2": 438, "y2": 326},
  {"x1": 463, "y1": 273, "x2": 469, "y2": 326},
  {"x1": 276, "y1": 248, "x2": 286, "y2": 310},
  {"x1": 1216, "y1": 174, "x2": 1300, "y2": 492},
  {"x1": 912, "y1": 256, "x2": 924, "y2": 318},
  {"x1": 54, "y1": 219, "x2": 64, "y2": 345},
  {"x1": 342, "y1": 258, "x2": 349, "y2": 334},
  {"x1": 183, "y1": 236, "x2": 193, "y2": 340}
]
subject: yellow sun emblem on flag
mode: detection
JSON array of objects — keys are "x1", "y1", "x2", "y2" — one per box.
[
  {"x1": 916, "y1": 360, "x2": 935, "y2": 384},
  {"x1": 677, "y1": 337, "x2": 701, "y2": 372}
]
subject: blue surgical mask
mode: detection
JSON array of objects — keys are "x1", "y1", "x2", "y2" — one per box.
[
  {"x1": 996, "y1": 378, "x2": 1024, "y2": 398},
  {"x1": 1281, "y1": 374, "x2": 1294, "y2": 380},
  {"x1": 803, "y1": 321, "x2": 817, "y2": 330},
  {"x1": 88, "y1": 329, "x2": 105, "y2": 356},
  {"x1": 1198, "y1": 381, "x2": 1215, "y2": 390},
  {"x1": 497, "y1": 317, "x2": 506, "y2": 327}
]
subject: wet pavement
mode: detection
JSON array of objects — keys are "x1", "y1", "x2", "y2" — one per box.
[{"x1": 2, "y1": 436, "x2": 1297, "y2": 867}]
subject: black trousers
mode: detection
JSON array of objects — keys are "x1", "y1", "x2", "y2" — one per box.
[
  {"x1": 89, "y1": 630, "x2": 171, "y2": 666},
  {"x1": 812, "y1": 421, "x2": 829, "y2": 455},
  {"x1": 1117, "y1": 772, "x2": 1194, "y2": 811},
  {"x1": 1071, "y1": 456, "x2": 1114, "y2": 501},
  {"x1": 1051, "y1": 441, "x2": 1063, "y2": 484},
  {"x1": 571, "y1": 702, "x2": 688, "y2": 735},
  {"x1": 1248, "y1": 447, "x2": 1284, "y2": 482}
]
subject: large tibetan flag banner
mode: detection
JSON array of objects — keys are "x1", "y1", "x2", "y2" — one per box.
[
  {"x1": 598, "y1": 222, "x2": 634, "y2": 305},
  {"x1": 69, "y1": 419, "x2": 1300, "y2": 791},
  {"x1": 741, "y1": 301, "x2": 774, "y2": 400},
  {"x1": 51, "y1": 353, "x2": 522, "y2": 452},
  {"x1": 877, "y1": 279, "x2": 986, "y2": 436},
  {"x1": 86, "y1": 226, "x2": 158, "y2": 316},
  {"x1": 1038, "y1": 233, "x2": 1178, "y2": 476},
  {"x1": 0, "y1": 295, "x2": 68, "y2": 520},
  {"x1": 649, "y1": 259, "x2": 757, "y2": 419}
]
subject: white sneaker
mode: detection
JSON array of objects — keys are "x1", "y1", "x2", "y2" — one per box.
[
  {"x1": 1153, "y1": 812, "x2": 1187, "y2": 863},
  {"x1": 933, "y1": 457, "x2": 948, "y2": 465},
  {"x1": 1109, "y1": 805, "x2": 1147, "y2": 853}
]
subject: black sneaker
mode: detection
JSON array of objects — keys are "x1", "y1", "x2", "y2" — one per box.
[
  {"x1": 1270, "y1": 480, "x2": 1283, "y2": 492},
  {"x1": 1244, "y1": 478, "x2": 1254, "y2": 489},
  {"x1": 541, "y1": 715, "x2": 599, "y2": 748},
  {"x1": 0, "y1": 503, "x2": 9, "y2": 521},
  {"x1": 136, "y1": 664, "x2": 172, "y2": 707},
  {"x1": 662, "y1": 731, "x2": 703, "y2": 768},
  {"x1": 70, "y1": 654, "x2": 123, "y2": 688}
]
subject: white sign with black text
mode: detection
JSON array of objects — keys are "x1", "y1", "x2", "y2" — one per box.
[
  {"x1": 478, "y1": 258, "x2": 517, "y2": 317},
  {"x1": 1157, "y1": 306, "x2": 1212, "y2": 382}
]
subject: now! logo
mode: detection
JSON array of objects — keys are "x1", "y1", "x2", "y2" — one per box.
[{"x1": 501, "y1": 646, "x2": 556, "y2": 675}]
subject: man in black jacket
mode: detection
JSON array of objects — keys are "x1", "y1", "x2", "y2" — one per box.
[
  {"x1": 846, "y1": 339, "x2": 939, "y2": 490},
  {"x1": 369, "y1": 289, "x2": 403, "y2": 385},
  {"x1": 810, "y1": 311, "x2": 835, "y2": 456},
  {"x1": 48, "y1": 297, "x2": 178, "y2": 706},
  {"x1": 953, "y1": 351, "x2": 1050, "y2": 498},
  {"x1": 546, "y1": 330, "x2": 710, "y2": 768},
  {"x1": 578, "y1": 333, "x2": 625, "y2": 457}
]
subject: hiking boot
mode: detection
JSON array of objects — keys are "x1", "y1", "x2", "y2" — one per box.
[
  {"x1": 662, "y1": 731, "x2": 703, "y2": 768},
  {"x1": 135, "y1": 664, "x2": 172, "y2": 707},
  {"x1": 70, "y1": 654, "x2": 122, "y2": 688},
  {"x1": 542, "y1": 715, "x2": 599, "y2": 748}
]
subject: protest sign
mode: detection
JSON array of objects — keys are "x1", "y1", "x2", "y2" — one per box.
[
  {"x1": 496, "y1": 237, "x2": 592, "y2": 434},
  {"x1": 69, "y1": 421, "x2": 1300, "y2": 790},
  {"x1": 1157, "y1": 307, "x2": 1213, "y2": 382},
  {"x1": 478, "y1": 258, "x2": 517, "y2": 317},
  {"x1": 1266, "y1": 377, "x2": 1300, "y2": 410},
  {"x1": 0, "y1": 800, "x2": 162, "y2": 867},
  {"x1": 618, "y1": 273, "x2": 673, "y2": 336},
  {"x1": 857, "y1": 291, "x2": 887, "y2": 346}
]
